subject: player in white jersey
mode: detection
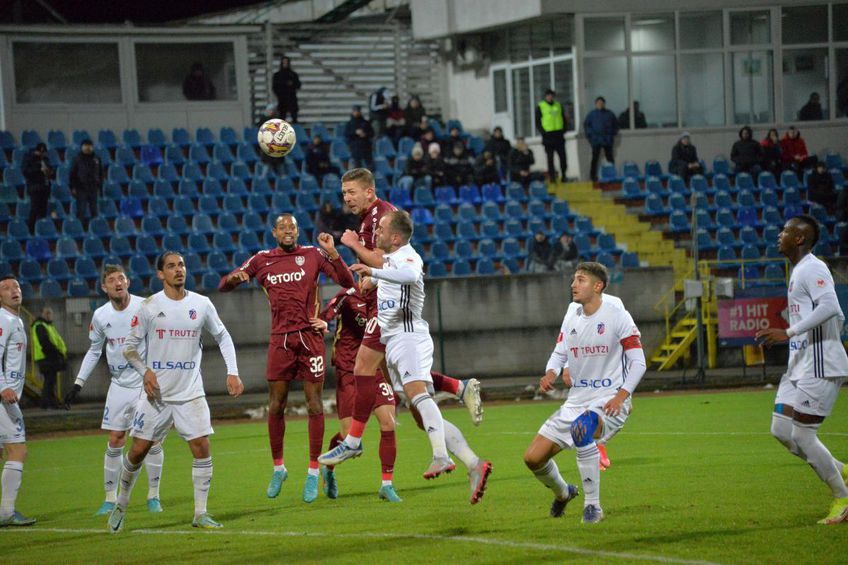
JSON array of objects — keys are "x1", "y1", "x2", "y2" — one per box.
[
  {"x1": 107, "y1": 251, "x2": 243, "y2": 533},
  {"x1": 0, "y1": 276, "x2": 35, "y2": 527},
  {"x1": 525, "y1": 263, "x2": 645, "y2": 524},
  {"x1": 756, "y1": 215, "x2": 848, "y2": 525},
  {"x1": 557, "y1": 293, "x2": 625, "y2": 471},
  {"x1": 339, "y1": 211, "x2": 491, "y2": 496},
  {"x1": 65, "y1": 264, "x2": 166, "y2": 516}
]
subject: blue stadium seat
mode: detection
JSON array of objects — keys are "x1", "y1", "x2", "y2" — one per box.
[
  {"x1": 599, "y1": 163, "x2": 618, "y2": 183},
  {"x1": 621, "y1": 177, "x2": 643, "y2": 200},
  {"x1": 501, "y1": 238, "x2": 522, "y2": 260},
  {"x1": 147, "y1": 196, "x2": 170, "y2": 218},
  {"x1": 780, "y1": 170, "x2": 800, "y2": 190},
  {"x1": 757, "y1": 171, "x2": 777, "y2": 190},
  {"x1": 428, "y1": 261, "x2": 448, "y2": 277},
  {"x1": 82, "y1": 236, "x2": 106, "y2": 259},
  {"x1": 712, "y1": 157, "x2": 732, "y2": 177},
  {"x1": 39, "y1": 279, "x2": 63, "y2": 298},
  {"x1": 55, "y1": 237, "x2": 79, "y2": 259},
  {"x1": 26, "y1": 238, "x2": 52, "y2": 261},
  {"x1": 814, "y1": 240, "x2": 834, "y2": 257},
  {"x1": 644, "y1": 160, "x2": 663, "y2": 178},
  {"x1": 456, "y1": 220, "x2": 478, "y2": 240},
  {"x1": 47, "y1": 130, "x2": 67, "y2": 150},
  {"x1": 192, "y1": 214, "x2": 215, "y2": 235},
  {"x1": 390, "y1": 186, "x2": 413, "y2": 208},
  {"x1": 217, "y1": 213, "x2": 240, "y2": 234},
  {"x1": 716, "y1": 227, "x2": 738, "y2": 248},
  {"x1": 121, "y1": 197, "x2": 144, "y2": 219},
  {"x1": 115, "y1": 146, "x2": 136, "y2": 167},
  {"x1": 173, "y1": 195, "x2": 196, "y2": 216},
  {"x1": 46, "y1": 257, "x2": 72, "y2": 281},
  {"x1": 477, "y1": 238, "x2": 498, "y2": 260},
  {"x1": 715, "y1": 208, "x2": 736, "y2": 229},
  {"x1": 739, "y1": 226, "x2": 759, "y2": 245},
  {"x1": 452, "y1": 260, "x2": 472, "y2": 276},
  {"x1": 529, "y1": 181, "x2": 552, "y2": 202},
  {"x1": 459, "y1": 184, "x2": 482, "y2": 205},
  {"x1": 479, "y1": 221, "x2": 501, "y2": 240},
  {"x1": 213, "y1": 233, "x2": 237, "y2": 254},
  {"x1": 164, "y1": 145, "x2": 186, "y2": 168},
  {"x1": 3, "y1": 168, "x2": 25, "y2": 191},
  {"x1": 223, "y1": 195, "x2": 245, "y2": 215},
  {"x1": 108, "y1": 164, "x2": 131, "y2": 185},
  {"x1": 34, "y1": 218, "x2": 58, "y2": 240},
  {"x1": 481, "y1": 183, "x2": 505, "y2": 203},
  {"x1": 129, "y1": 254, "x2": 154, "y2": 278},
  {"x1": 596, "y1": 252, "x2": 616, "y2": 268},
  {"x1": 481, "y1": 201, "x2": 502, "y2": 222},
  {"x1": 207, "y1": 251, "x2": 231, "y2": 275},
  {"x1": 735, "y1": 172, "x2": 754, "y2": 191},
  {"x1": 220, "y1": 127, "x2": 239, "y2": 147},
  {"x1": 74, "y1": 257, "x2": 98, "y2": 280},
  {"x1": 188, "y1": 233, "x2": 210, "y2": 254},
  {"x1": 98, "y1": 129, "x2": 118, "y2": 149},
  {"x1": 114, "y1": 216, "x2": 137, "y2": 237},
  {"x1": 527, "y1": 199, "x2": 550, "y2": 220},
  {"x1": 109, "y1": 236, "x2": 133, "y2": 258},
  {"x1": 825, "y1": 152, "x2": 843, "y2": 170},
  {"x1": 763, "y1": 263, "x2": 785, "y2": 284},
  {"x1": 763, "y1": 206, "x2": 782, "y2": 225},
  {"x1": 0, "y1": 240, "x2": 22, "y2": 262},
  {"x1": 717, "y1": 245, "x2": 737, "y2": 262},
  {"x1": 506, "y1": 182, "x2": 528, "y2": 203},
  {"x1": 146, "y1": 128, "x2": 167, "y2": 146},
  {"x1": 760, "y1": 189, "x2": 779, "y2": 208},
  {"x1": 476, "y1": 258, "x2": 495, "y2": 275},
  {"x1": 122, "y1": 129, "x2": 143, "y2": 148},
  {"x1": 411, "y1": 207, "x2": 434, "y2": 226},
  {"x1": 621, "y1": 252, "x2": 640, "y2": 268},
  {"x1": 237, "y1": 142, "x2": 260, "y2": 165},
  {"x1": 162, "y1": 233, "x2": 183, "y2": 251},
  {"x1": 271, "y1": 193, "x2": 294, "y2": 213},
  {"x1": 196, "y1": 127, "x2": 215, "y2": 147},
  {"x1": 736, "y1": 207, "x2": 760, "y2": 228},
  {"x1": 784, "y1": 204, "x2": 804, "y2": 220},
  {"x1": 375, "y1": 137, "x2": 396, "y2": 159},
  {"x1": 504, "y1": 219, "x2": 525, "y2": 239},
  {"x1": 201, "y1": 271, "x2": 222, "y2": 291},
  {"x1": 135, "y1": 235, "x2": 158, "y2": 258},
  {"x1": 644, "y1": 194, "x2": 665, "y2": 216},
  {"x1": 132, "y1": 164, "x2": 156, "y2": 185},
  {"x1": 231, "y1": 162, "x2": 251, "y2": 182},
  {"x1": 18, "y1": 258, "x2": 43, "y2": 283},
  {"x1": 172, "y1": 128, "x2": 191, "y2": 147},
  {"x1": 622, "y1": 161, "x2": 641, "y2": 180},
  {"x1": 68, "y1": 278, "x2": 91, "y2": 297},
  {"x1": 238, "y1": 230, "x2": 262, "y2": 253},
  {"x1": 741, "y1": 244, "x2": 761, "y2": 262},
  {"x1": 668, "y1": 193, "x2": 687, "y2": 212}
]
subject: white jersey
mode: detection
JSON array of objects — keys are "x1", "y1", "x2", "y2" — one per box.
[
  {"x1": 785, "y1": 253, "x2": 848, "y2": 381},
  {"x1": 547, "y1": 300, "x2": 642, "y2": 406},
  {"x1": 371, "y1": 243, "x2": 430, "y2": 340},
  {"x1": 76, "y1": 295, "x2": 145, "y2": 389},
  {"x1": 124, "y1": 291, "x2": 238, "y2": 403},
  {"x1": 0, "y1": 307, "x2": 27, "y2": 397},
  {"x1": 548, "y1": 294, "x2": 625, "y2": 375}
]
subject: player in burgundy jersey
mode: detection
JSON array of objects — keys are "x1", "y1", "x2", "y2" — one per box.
[
  {"x1": 316, "y1": 286, "x2": 401, "y2": 502},
  {"x1": 218, "y1": 214, "x2": 354, "y2": 503},
  {"x1": 318, "y1": 168, "x2": 482, "y2": 467}
]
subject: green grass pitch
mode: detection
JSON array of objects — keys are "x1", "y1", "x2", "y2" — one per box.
[{"x1": 2, "y1": 389, "x2": 848, "y2": 564}]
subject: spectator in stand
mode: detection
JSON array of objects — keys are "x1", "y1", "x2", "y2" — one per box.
[
  {"x1": 182, "y1": 62, "x2": 216, "y2": 101},
  {"x1": 484, "y1": 127, "x2": 512, "y2": 169},
  {"x1": 316, "y1": 201, "x2": 343, "y2": 242},
  {"x1": 345, "y1": 105, "x2": 374, "y2": 169},
  {"x1": 368, "y1": 86, "x2": 390, "y2": 136},
  {"x1": 305, "y1": 135, "x2": 338, "y2": 183},
  {"x1": 425, "y1": 143, "x2": 447, "y2": 187},
  {"x1": 444, "y1": 142, "x2": 474, "y2": 188},
  {"x1": 508, "y1": 137, "x2": 535, "y2": 187},
  {"x1": 386, "y1": 95, "x2": 406, "y2": 144},
  {"x1": 618, "y1": 101, "x2": 647, "y2": 129},
  {"x1": 418, "y1": 127, "x2": 437, "y2": 154},
  {"x1": 781, "y1": 126, "x2": 816, "y2": 176},
  {"x1": 412, "y1": 116, "x2": 433, "y2": 144},
  {"x1": 583, "y1": 96, "x2": 619, "y2": 182},
  {"x1": 22, "y1": 142, "x2": 52, "y2": 233},
  {"x1": 69, "y1": 139, "x2": 102, "y2": 227},
  {"x1": 798, "y1": 92, "x2": 824, "y2": 121},
  {"x1": 31, "y1": 307, "x2": 67, "y2": 409},
  {"x1": 441, "y1": 126, "x2": 467, "y2": 155},
  {"x1": 403, "y1": 144, "x2": 430, "y2": 188},
  {"x1": 527, "y1": 231, "x2": 553, "y2": 273},
  {"x1": 669, "y1": 132, "x2": 703, "y2": 184},
  {"x1": 730, "y1": 126, "x2": 763, "y2": 175},
  {"x1": 535, "y1": 88, "x2": 567, "y2": 183},
  {"x1": 808, "y1": 161, "x2": 837, "y2": 214},
  {"x1": 550, "y1": 232, "x2": 580, "y2": 272},
  {"x1": 272, "y1": 56, "x2": 301, "y2": 123},
  {"x1": 761, "y1": 128, "x2": 783, "y2": 176},
  {"x1": 474, "y1": 150, "x2": 500, "y2": 186},
  {"x1": 404, "y1": 95, "x2": 426, "y2": 137}
]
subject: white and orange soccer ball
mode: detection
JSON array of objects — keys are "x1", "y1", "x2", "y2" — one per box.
[{"x1": 257, "y1": 118, "x2": 296, "y2": 158}]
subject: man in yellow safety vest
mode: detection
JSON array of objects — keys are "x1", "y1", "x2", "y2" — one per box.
[
  {"x1": 535, "y1": 88, "x2": 568, "y2": 183},
  {"x1": 31, "y1": 307, "x2": 67, "y2": 409}
]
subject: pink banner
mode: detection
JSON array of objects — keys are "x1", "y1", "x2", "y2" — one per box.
[{"x1": 718, "y1": 296, "x2": 788, "y2": 343}]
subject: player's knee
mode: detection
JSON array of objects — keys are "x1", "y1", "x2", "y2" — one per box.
[
  {"x1": 770, "y1": 417, "x2": 791, "y2": 443},
  {"x1": 523, "y1": 448, "x2": 543, "y2": 470},
  {"x1": 790, "y1": 423, "x2": 816, "y2": 449},
  {"x1": 570, "y1": 411, "x2": 600, "y2": 448},
  {"x1": 268, "y1": 398, "x2": 286, "y2": 415},
  {"x1": 306, "y1": 399, "x2": 323, "y2": 415}
]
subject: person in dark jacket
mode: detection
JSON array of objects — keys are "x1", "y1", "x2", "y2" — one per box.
[
  {"x1": 31, "y1": 307, "x2": 67, "y2": 409},
  {"x1": 508, "y1": 137, "x2": 535, "y2": 187},
  {"x1": 798, "y1": 92, "x2": 824, "y2": 121},
  {"x1": 484, "y1": 127, "x2": 512, "y2": 169},
  {"x1": 535, "y1": 89, "x2": 567, "y2": 182},
  {"x1": 441, "y1": 126, "x2": 467, "y2": 155},
  {"x1": 345, "y1": 105, "x2": 374, "y2": 169},
  {"x1": 730, "y1": 126, "x2": 763, "y2": 175},
  {"x1": 182, "y1": 62, "x2": 216, "y2": 101},
  {"x1": 550, "y1": 232, "x2": 580, "y2": 272},
  {"x1": 305, "y1": 135, "x2": 337, "y2": 182},
  {"x1": 404, "y1": 96, "x2": 426, "y2": 137},
  {"x1": 424, "y1": 143, "x2": 447, "y2": 186},
  {"x1": 404, "y1": 145, "x2": 430, "y2": 187},
  {"x1": 583, "y1": 96, "x2": 619, "y2": 182},
  {"x1": 444, "y1": 142, "x2": 474, "y2": 188},
  {"x1": 761, "y1": 128, "x2": 782, "y2": 176},
  {"x1": 618, "y1": 100, "x2": 647, "y2": 129},
  {"x1": 474, "y1": 150, "x2": 500, "y2": 186},
  {"x1": 272, "y1": 56, "x2": 301, "y2": 123},
  {"x1": 22, "y1": 142, "x2": 52, "y2": 233},
  {"x1": 69, "y1": 139, "x2": 101, "y2": 226},
  {"x1": 527, "y1": 231, "x2": 553, "y2": 273},
  {"x1": 386, "y1": 95, "x2": 406, "y2": 143},
  {"x1": 669, "y1": 132, "x2": 703, "y2": 184},
  {"x1": 808, "y1": 161, "x2": 837, "y2": 213},
  {"x1": 368, "y1": 86, "x2": 390, "y2": 137}
]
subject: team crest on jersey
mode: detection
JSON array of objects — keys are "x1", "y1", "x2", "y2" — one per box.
[
  {"x1": 295, "y1": 255, "x2": 306, "y2": 266},
  {"x1": 597, "y1": 323, "x2": 605, "y2": 335},
  {"x1": 189, "y1": 309, "x2": 197, "y2": 320},
  {"x1": 817, "y1": 279, "x2": 825, "y2": 288}
]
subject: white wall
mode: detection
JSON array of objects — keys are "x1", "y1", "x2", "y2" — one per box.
[{"x1": 443, "y1": 60, "x2": 495, "y2": 131}]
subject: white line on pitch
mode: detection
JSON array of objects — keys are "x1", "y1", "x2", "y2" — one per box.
[{"x1": 0, "y1": 527, "x2": 726, "y2": 565}]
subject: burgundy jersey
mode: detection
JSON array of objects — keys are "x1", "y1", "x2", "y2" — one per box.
[
  {"x1": 220, "y1": 245, "x2": 354, "y2": 335},
  {"x1": 320, "y1": 287, "x2": 368, "y2": 373},
  {"x1": 358, "y1": 198, "x2": 396, "y2": 312}
]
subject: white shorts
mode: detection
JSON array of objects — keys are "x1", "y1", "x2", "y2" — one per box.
[
  {"x1": 774, "y1": 373, "x2": 798, "y2": 409},
  {"x1": 384, "y1": 332, "x2": 434, "y2": 389},
  {"x1": 793, "y1": 376, "x2": 847, "y2": 418},
  {"x1": 102, "y1": 384, "x2": 144, "y2": 432},
  {"x1": 130, "y1": 396, "x2": 213, "y2": 443},
  {"x1": 0, "y1": 402, "x2": 25, "y2": 444},
  {"x1": 538, "y1": 395, "x2": 632, "y2": 450}
]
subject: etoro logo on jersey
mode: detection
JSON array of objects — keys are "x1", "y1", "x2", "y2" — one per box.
[{"x1": 267, "y1": 268, "x2": 306, "y2": 284}]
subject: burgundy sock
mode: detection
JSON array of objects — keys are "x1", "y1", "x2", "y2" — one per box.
[
  {"x1": 380, "y1": 430, "x2": 396, "y2": 478},
  {"x1": 268, "y1": 410, "x2": 285, "y2": 464},
  {"x1": 431, "y1": 371, "x2": 460, "y2": 395},
  {"x1": 308, "y1": 413, "x2": 325, "y2": 465},
  {"x1": 351, "y1": 374, "x2": 377, "y2": 433}
]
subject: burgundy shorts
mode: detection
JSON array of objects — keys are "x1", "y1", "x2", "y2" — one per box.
[
  {"x1": 266, "y1": 331, "x2": 326, "y2": 383},
  {"x1": 361, "y1": 315, "x2": 386, "y2": 353},
  {"x1": 335, "y1": 370, "x2": 395, "y2": 420}
]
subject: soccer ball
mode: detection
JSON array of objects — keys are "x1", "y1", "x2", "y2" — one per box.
[{"x1": 257, "y1": 118, "x2": 296, "y2": 158}]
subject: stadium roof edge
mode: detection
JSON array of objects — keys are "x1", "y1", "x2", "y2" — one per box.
[{"x1": 0, "y1": 24, "x2": 262, "y2": 35}]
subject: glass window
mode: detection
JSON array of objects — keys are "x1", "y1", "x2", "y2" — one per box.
[
  {"x1": 509, "y1": 26, "x2": 531, "y2": 62},
  {"x1": 783, "y1": 48, "x2": 828, "y2": 122},
  {"x1": 493, "y1": 70, "x2": 508, "y2": 113},
  {"x1": 511, "y1": 67, "x2": 531, "y2": 138},
  {"x1": 553, "y1": 60, "x2": 575, "y2": 130},
  {"x1": 679, "y1": 12, "x2": 723, "y2": 49},
  {"x1": 584, "y1": 56, "x2": 628, "y2": 118},
  {"x1": 13, "y1": 41, "x2": 121, "y2": 104},
  {"x1": 631, "y1": 14, "x2": 675, "y2": 52},
  {"x1": 680, "y1": 53, "x2": 725, "y2": 127},
  {"x1": 632, "y1": 55, "x2": 676, "y2": 128},
  {"x1": 732, "y1": 51, "x2": 774, "y2": 124},
  {"x1": 782, "y1": 5, "x2": 828, "y2": 45},
  {"x1": 835, "y1": 3, "x2": 848, "y2": 42},
  {"x1": 532, "y1": 63, "x2": 552, "y2": 136},
  {"x1": 487, "y1": 33, "x2": 508, "y2": 64},
  {"x1": 836, "y1": 49, "x2": 848, "y2": 117},
  {"x1": 584, "y1": 17, "x2": 625, "y2": 52},
  {"x1": 531, "y1": 21, "x2": 553, "y2": 59},
  {"x1": 552, "y1": 16, "x2": 574, "y2": 55},
  {"x1": 136, "y1": 42, "x2": 237, "y2": 102},
  {"x1": 730, "y1": 11, "x2": 771, "y2": 45}
]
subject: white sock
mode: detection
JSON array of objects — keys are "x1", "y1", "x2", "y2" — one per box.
[
  {"x1": 192, "y1": 457, "x2": 213, "y2": 517},
  {"x1": 531, "y1": 458, "x2": 568, "y2": 499},
  {"x1": 274, "y1": 464, "x2": 286, "y2": 472},
  {"x1": 771, "y1": 413, "x2": 803, "y2": 458},
  {"x1": 104, "y1": 444, "x2": 123, "y2": 503},
  {"x1": 145, "y1": 444, "x2": 164, "y2": 500},
  {"x1": 792, "y1": 423, "x2": 848, "y2": 498},
  {"x1": 443, "y1": 420, "x2": 479, "y2": 469},
  {"x1": 576, "y1": 443, "x2": 601, "y2": 507},
  {"x1": 1, "y1": 461, "x2": 24, "y2": 518},
  {"x1": 116, "y1": 455, "x2": 143, "y2": 507},
  {"x1": 411, "y1": 393, "x2": 447, "y2": 459},
  {"x1": 381, "y1": 479, "x2": 392, "y2": 487},
  {"x1": 344, "y1": 435, "x2": 362, "y2": 449},
  {"x1": 307, "y1": 467, "x2": 319, "y2": 477}
]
